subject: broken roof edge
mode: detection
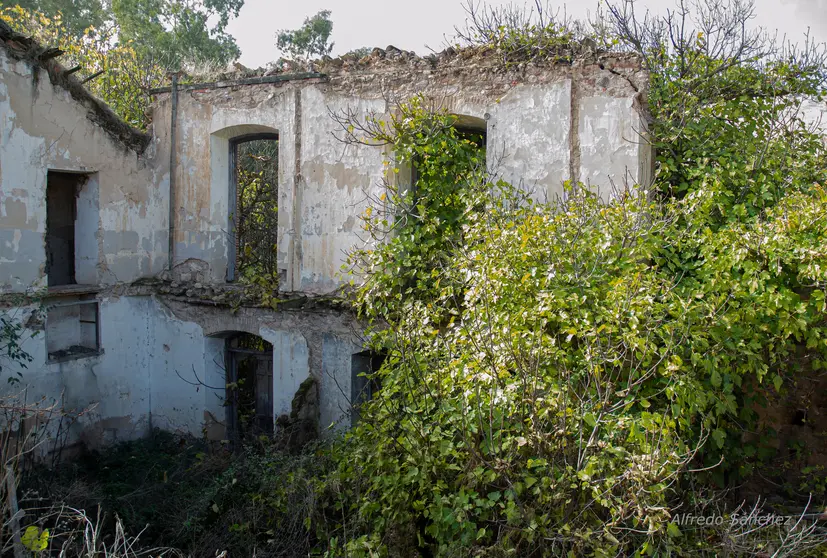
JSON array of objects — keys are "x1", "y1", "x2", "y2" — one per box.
[
  {"x1": 311, "y1": 43, "x2": 644, "y2": 73},
  {"x1": 0, "y1": 20, "x2": 151, "y2": 155},
  {"x1": 151, "y1": 43, "x2": 645, "y2": 95},
  {"x1": 148, "y1": 71, "x2": 326, "y2": 95}
]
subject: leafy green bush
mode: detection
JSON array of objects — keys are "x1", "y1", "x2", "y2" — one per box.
[
  {"x1": 321, "y1": 30, "x2": 827, "y2": 548},
  {"x1": 326, "y1": 130, "x2": 827, "y2": 558},
  {"x1": 196, "y1": 440, "x2": 339, "y2": 557}
]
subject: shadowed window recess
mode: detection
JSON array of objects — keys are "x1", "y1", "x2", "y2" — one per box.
[
  {"x1": 45, "y1": 296, "x2": 101, "y2": 362},
  {"x1": 350, "y1": 350, "x2": 386, "y2": 426}
]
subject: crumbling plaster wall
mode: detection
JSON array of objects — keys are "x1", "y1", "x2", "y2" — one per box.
[
  {"x1": 159, "y1": 299, "x2": 363, "y2": 434},
  {"x1": 0, "y1": 43, "x2": 364, "y2": 446},
  {"x1": 0, "y1": 290, "x2": 364, "y2": 449},
  {"x1": 1, "y1": 297, "x2": 159, "y2": 451},
  {"x1": 160, "y1": 52, "x2": 650, "y2": 293},
  {"x1": 0, "y1": 41, "x2": 651, "y2": 451},
  {"x1": 0, "y1": 294, "x2": 230, "y2": 449},
  {"x1": 0, "y1": 48, "x2": 168, "y2": 292},
  {"x1": 0, "y1": 45, "x2": 189, "y2": 451}
]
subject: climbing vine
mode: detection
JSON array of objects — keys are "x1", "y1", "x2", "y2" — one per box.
[
  {"x1": 335, "y1": 96, "x2": 492, "y2": 317},
  {"x1": 324, "y1": 92, "x2": 827, "y2": 555},
  {"x1": 316, "y1": 3, "x2": 827, "y2": 550}
]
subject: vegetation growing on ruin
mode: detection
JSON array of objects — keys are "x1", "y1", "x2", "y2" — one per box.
[
  {"x1": 0, "y1": 309, "x2": 34, "y2": 383},
  {"x1": 324, "y1": 100, "x2": 827, "y2": 555},
  {"x1": 315, "y1": 1, "x2": 827, "y2": 555},
  {"x1": 1, "y1": 6, "x2": 166, "y2": 128},
  {"x1": 234, "y1": 139, "x2": 281, "y2": 285},
  {"x1": 1, "y1": 0, "x2": 827, "y2": 556}
]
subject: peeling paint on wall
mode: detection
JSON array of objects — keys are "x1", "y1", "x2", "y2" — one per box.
[{"x1": 0, "y1": 32, "x2": 651, "y2": 452}]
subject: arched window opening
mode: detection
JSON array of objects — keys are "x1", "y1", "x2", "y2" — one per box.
[
  {"x1": 410, "y1": 114, "x2": 487, "y2": 188},
  {"x1": 228, "y1": 134, "x2": 279, "y2": 283},
  {"x1": 225, "y1": 332, "x2": 274, "y2": 443}
]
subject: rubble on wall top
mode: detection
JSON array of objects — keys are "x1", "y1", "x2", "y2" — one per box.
[
  {"x1": 165, "y1": 41, "x2": 643, "y2": 93},
  {"x1": 120, "y1": 276, "x2": 352, "y2": 313},
  {"x1": 0, "y1": 20, "x2": 151, "y2": 154},
  {"x1": 0, "y1": 276, "x2": 352, "y2": 314},
  {"x1": 316, "y1": 42, "x2": 641, "y2": 74}
]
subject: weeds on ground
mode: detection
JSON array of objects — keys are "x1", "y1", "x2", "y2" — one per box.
[{"x1": 18, "y1": 430, "x2": 339, "y2": 557}]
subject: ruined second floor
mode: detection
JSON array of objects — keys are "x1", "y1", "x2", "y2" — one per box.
[{"x1": 1, "y1": 24, "x2": 651, "y2": 296}]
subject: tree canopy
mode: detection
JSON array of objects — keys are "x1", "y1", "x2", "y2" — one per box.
[
  {"x1": 1, "y1": 0, "x2": 245, "y2": 128},
  {"x1": 5, "y1": 0, "x2": 106, "y2": 33},
  {"x1": 276, "y1": 9, "x2": 334, "y2": 60},
  {"x1": 0, "y1": 0, "x2": 244, "y2": 67}
]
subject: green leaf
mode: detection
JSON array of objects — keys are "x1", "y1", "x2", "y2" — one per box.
[
  {"x1": 22, "y1": 526, "x2": 49, "y2": 552},
  {"x1": 712, "y1": 429, "x2": 726, "y2": 449},
  {"x1": 772, "y1": 374, "x2": 783, "y2": 392},
  {"x1": 667, "y1": 522, "x2": 682, "y2": 538}
]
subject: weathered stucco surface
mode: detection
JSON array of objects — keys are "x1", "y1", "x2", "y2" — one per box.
[
  {"x1": 162, "y1": 49, "x2": 650, "y2": 291},
  {"x1": 161, "y1": 300, "x2": 362, "y2": 432},
  {"x1": 0, "y1": 293, "x2": 361, "y2": 452},
  {"x1": 0, "y1": 48, "x2": 168, "y2": 292},
  {"x1": 0, "y1": 30, "x2": 651, "y2": 450}
]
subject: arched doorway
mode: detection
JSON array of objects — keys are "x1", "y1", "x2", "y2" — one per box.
[{"x1": 225, "y1": 332, "x2": 274, "y2": 443}]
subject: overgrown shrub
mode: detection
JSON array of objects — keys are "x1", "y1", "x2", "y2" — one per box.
[
  {"x1": 19, "y1": 431, "x2": 224, "y2": 551},
  {"x1": 16, "y1": 432, "x2": 343, "y2": 557},
  {"x1": 315, "y1": 1, "x2": 827, "y2": 547},
  {"x1": 323, "y1": 98, "x2": 827, "y2": 555}
]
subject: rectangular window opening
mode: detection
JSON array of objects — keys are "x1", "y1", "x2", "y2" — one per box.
[
  {"x1": 409, "y1": 119, "x2": 487, "y2": 192},
  {"x1": 350, "y1": 350, "x2": 386, "y2": 426},
  {"x1": 46, "y1": 296, "x2": 101, "y2": 362}
]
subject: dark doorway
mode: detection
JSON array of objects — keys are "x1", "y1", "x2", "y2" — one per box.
[
  {"x1": 46, "y1": 171, "x2": 85, "y2": 287},
  {"x1": 225, "y1": 333, "x2": 274, "y2": 444},
  {"x1": 228, "y1": 135, "x2": 279, "y2": 283}
]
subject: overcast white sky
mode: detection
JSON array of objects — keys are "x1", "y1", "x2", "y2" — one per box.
[{"x1": 226, "y1": 0, "x2": 827, "y2": 68}]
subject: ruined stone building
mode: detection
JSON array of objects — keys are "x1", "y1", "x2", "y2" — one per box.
[{"x1": 0, "y1": 21, "x2": 650, "y2": 451}]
